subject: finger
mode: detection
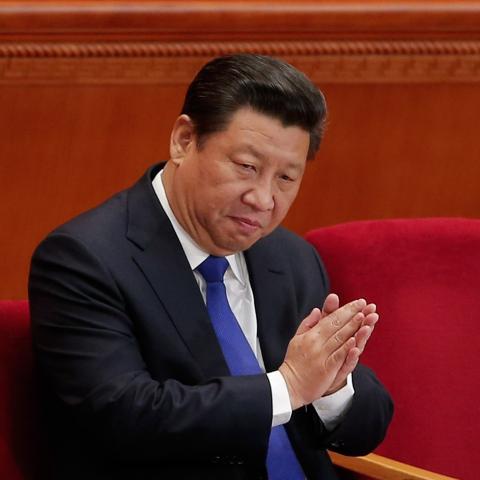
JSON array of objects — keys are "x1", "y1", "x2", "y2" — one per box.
[
  {"x1": 322, "y1": 310, "x2": 366, "y2": 356},
  {"x1": 322, "y1": 293, "x2": 340, "y2": 316},
  {"x1": 362, "y1": 312, "x2": 379, "y2": 327},
  {"x1": 362, "y1": 303, "x2": 377, "y2": 316},
  {"x1": 337, "y1": 346, "x2": 361, "y2": 378},
  {"x1": 354, "y1": 325, "x2": 373, "y2": 353},
  {"x1": 296, "y1": 308, "x2": 322, "y2": 335},
  {"x1": 315, "y1": 298, "x2": 367, "y2": 337},
  {"x1": 327, "y1": 345, "x2": 361, "y2": 395},
  {"x1": 327, "y1": 336, "x2": 356, "y2": 370}
]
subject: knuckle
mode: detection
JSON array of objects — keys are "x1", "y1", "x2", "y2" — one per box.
[
  {"x1": 330, "y1": 312, "x2": 341, "y2": 327},
  {"x1": 348, "y1": 358, "x2": 359, "y2": 371},
  {"x1": 333, "y1": 353, "x2": 344, "y2": 365},
  {"x1": 331, "y1": 349, "x2": 344, "y2": 364}
]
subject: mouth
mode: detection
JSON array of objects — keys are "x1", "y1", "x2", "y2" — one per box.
[{"x1": 229, "y1": 216, "x2": 263, "y2": 234}]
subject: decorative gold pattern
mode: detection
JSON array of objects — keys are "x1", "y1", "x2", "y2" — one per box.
[{"x1": 1, "y1": 40, "x2": 480, "y2": 84}]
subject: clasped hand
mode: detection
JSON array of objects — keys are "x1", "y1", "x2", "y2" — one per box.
[{"x1": 278, "y1": 294, "x2": 378, "y2": 410}]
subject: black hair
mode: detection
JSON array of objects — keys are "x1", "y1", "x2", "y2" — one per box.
[{"x1": 181, "y1": 54, "x2": 327, "y2": 160}]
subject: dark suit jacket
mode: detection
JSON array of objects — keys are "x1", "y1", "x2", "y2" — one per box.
[{"x1": 29, "y1": 164, "x2": 393, "y2": 480}]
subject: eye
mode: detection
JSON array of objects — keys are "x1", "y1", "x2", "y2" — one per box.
[
  {"x1": 280, "y1": 174, "x2": 294, "y2": 182},
  {"x1": 239, "y1": 163, "x2": 256, "y2": 172}
]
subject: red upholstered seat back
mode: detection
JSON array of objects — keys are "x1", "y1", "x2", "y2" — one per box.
[
  {"x1": 0, "y1": 301, "x2": 38, "y2": 480},
  {"x1": 306, "y1": 218, "x2": 480, "y2": 480}
]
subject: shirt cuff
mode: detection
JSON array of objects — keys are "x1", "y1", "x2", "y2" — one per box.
[
  {"x1": 267, "y1": 370, "x2": 292, "y2": 427},
  {"x1": 312, "y1": 373, "x2": 355, "y2": 431}
]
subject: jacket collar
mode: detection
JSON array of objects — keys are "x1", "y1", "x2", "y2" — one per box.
[
  {"x1": 245, "y1": 236, "x2": 295, "y2": 372},
  {"x1": 126, "y1": 164, "x2": 293, "y2": 377}
]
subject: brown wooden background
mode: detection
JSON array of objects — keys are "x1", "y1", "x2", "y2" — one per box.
[{"x1": 1, "y1": 0, "x2": 480, "y2": 299}]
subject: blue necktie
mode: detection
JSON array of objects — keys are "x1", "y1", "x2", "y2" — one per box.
[{"x1": 197, "y1": 255, "x2": 304, "y2": 480}]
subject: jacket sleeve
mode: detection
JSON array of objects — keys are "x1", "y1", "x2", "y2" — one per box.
[
  {"x1": 29, "y1": 232, "x2": 272, "y2": 464},
  {"x1": 290, "y1": 242, "x2": 394, "y2": 457},
  {"x1": 321, "y1": 364, "x2": 394, "y2": 456}
]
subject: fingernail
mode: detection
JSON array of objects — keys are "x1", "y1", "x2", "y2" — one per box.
[{"x1": 355, "y1": 299, "x2": 367, "y2": 308}]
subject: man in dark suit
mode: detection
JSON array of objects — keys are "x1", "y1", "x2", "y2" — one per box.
[{"x1": 29, "y1": 54, "x2": 393, "y2": 479}]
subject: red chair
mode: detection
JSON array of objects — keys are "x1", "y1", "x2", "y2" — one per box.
[
  {"x1": 0, "y1": 300, "x2": 39, "y2": 480},
  {"x1": 306, "y1": 218, "x2": 480, "y2": 480}
]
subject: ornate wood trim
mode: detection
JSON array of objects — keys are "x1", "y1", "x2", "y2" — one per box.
[
  {"x1": 1, "y1": 40, "x2": 480, "y2": 84},
  {"x1": 2, "y1": 40, "x2": 480, "y2": 58},
  {"x1": 1, "y1": 2, "x2": 480, "y2": 39}
]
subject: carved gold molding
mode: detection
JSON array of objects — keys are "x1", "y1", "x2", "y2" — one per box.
[{"x1": 1, "y1": 40, "x2": 480, "y2": 84}]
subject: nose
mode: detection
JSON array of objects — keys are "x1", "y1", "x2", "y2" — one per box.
[{"x1": 242, "y1": 180, "x2": 275, "y2": 212}]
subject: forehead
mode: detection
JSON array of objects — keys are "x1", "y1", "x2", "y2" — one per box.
[{"x1": 206, "y1": 107, "x2": 310, "y2": 165}]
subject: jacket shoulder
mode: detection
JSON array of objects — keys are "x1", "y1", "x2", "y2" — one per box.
[
  {"x1": 258, "y1": 226, "x2": 324, "y2": 264},
  {"x1": 253, "y1": 226, "x2": 330, "y2": 293},
  {"x1": 53, "y1": 190, "x2": 128, "y2": 244}
]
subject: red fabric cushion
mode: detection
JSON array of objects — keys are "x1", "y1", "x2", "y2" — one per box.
[
  {"x1": 0, "y1": 300, "x2": 37, "y2": 480},
  {"x1": 306, "y1": 218, "x2": 480, "y2": 480}
]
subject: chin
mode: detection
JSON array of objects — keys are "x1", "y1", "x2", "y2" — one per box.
[
  {"x1": 229, "y1": 236, "x2": 263, "y2": 253},
  {"x1": 210, "y1": 237, "x2": 256, "y2": 255},
  {"x1": 209, "y1": 223, "x2": 269, "y2": 254}
]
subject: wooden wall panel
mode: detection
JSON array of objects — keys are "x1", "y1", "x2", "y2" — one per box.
[
  {"x1": 1, "y1": 1, "x2": 480, "y2": 299},
  {"x1": 0, "y1": 83, "x2": 183, "y2": 299},
  {"x1": 289, "y1": 82, "x2": 480, "y2": 232}
]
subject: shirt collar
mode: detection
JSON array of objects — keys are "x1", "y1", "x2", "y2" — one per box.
[{"x1": 152, "y1": 168, "x2": 245, "y2": 285}]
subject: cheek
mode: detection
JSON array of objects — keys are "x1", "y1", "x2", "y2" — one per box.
[
  {"x1": 272, "y1": 192, "x2": 297, "y2": 220},
  {"x1": 215, "y1": 183, "x2": 245, "y2": 207},
  {"x1": 272, "y1": 205, "x2": 287, "y2": 223},
  {"x1": 201, "y1": 185, "x2": 238, "y2": 215}
]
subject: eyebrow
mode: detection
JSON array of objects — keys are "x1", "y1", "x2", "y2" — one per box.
[
  {"x1": 234, "y1": 145, "x2": 304, "y2": 173},
  {"x1": 234, "y1": 144, "x2": 266, "y2": 160}
]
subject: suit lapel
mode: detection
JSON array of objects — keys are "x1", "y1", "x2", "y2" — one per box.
[
  {"x1": 126, "y1": 165, "x2": 230, "y2": 379},
  {"x1": 245, "y1": 233, "x2": 298, "y2": 372}
]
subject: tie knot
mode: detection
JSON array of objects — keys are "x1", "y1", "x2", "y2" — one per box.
[{"x1": 197, "y1": 256, "x2": 229, "y2": 283}]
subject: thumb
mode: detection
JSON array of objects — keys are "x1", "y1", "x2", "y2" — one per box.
[
  {"x1": 322, "y1": 293, "x2": 340, "y2": 317},
  {"x1": 296, "y1": 308, "x2": 322, "y2": 335}
]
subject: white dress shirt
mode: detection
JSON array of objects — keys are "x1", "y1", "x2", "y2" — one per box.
[{"x1": 152, "y1": 169, "x2": 354, "y2": 430}]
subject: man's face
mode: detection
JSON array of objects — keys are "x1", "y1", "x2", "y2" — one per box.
[{"x1": 166, "y1": 107, "x2": 310, "y2": 256}]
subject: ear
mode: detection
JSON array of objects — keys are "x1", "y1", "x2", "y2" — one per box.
[{"x1": 169, "y1": 114, "x2": 196, "y2": 165}]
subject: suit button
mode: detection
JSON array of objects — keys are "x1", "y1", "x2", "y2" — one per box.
[{"x1": 228, "y1": 455, "x2": 244, "y2": 465}]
